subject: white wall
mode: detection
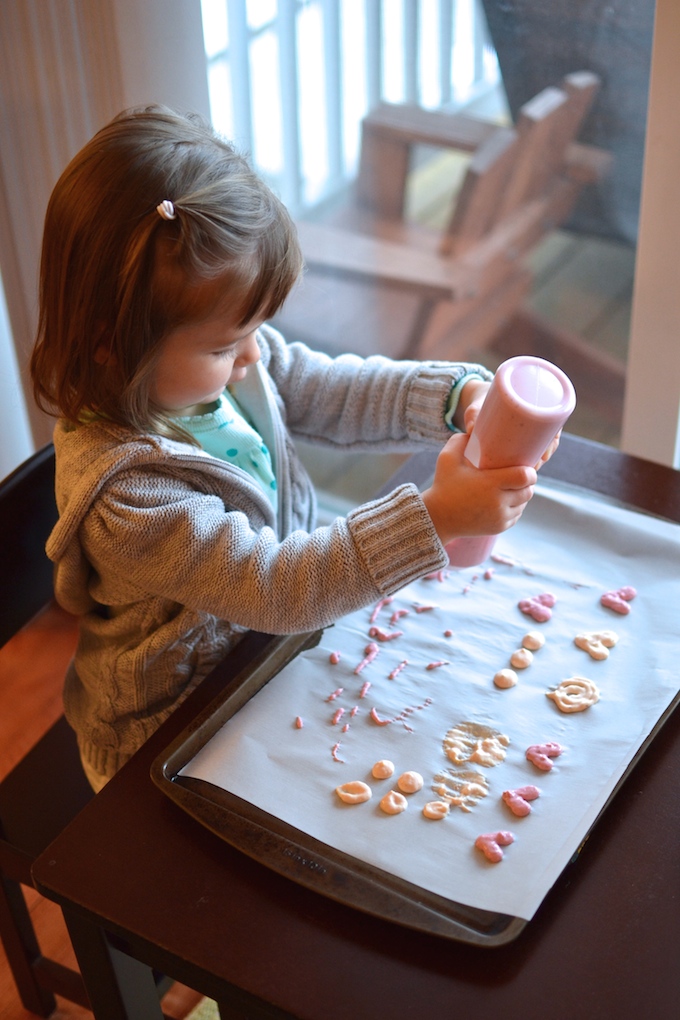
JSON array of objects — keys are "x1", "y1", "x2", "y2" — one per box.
[
  {"x1": 110, "y1": 0, "x2": 210, "y2": 116},
  {"x1": 621, "y1": 0, "x2": 680, "y2": 467}
]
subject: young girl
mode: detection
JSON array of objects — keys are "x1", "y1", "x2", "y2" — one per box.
[{"x1": 31, "y1": 106, "x2": 537, "y2": 792}]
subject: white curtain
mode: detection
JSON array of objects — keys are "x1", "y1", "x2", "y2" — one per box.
[
  {"x1": 0, "y1": 0, "x2": 209, "y2": 472},
  {"x1": 0, "y1": 271, "x2": 33, "y2": 477}
]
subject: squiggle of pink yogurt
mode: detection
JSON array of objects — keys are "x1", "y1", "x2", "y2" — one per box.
[
  {"x1": 423, "y1": 569, "x2": 448, "y2": 582},
  {"x1": 369, "y1": 626, "x2": 403, "y2": 641},
  {"x1": 370, "y1": 707, "x2": 390, "y2": 726},
  {"x1": 354, "y1": 642, "x2": 379, "y2": 674},
  {"x1": 390, "y1": 608, "x2": 410, "y2": 625},
  {"x1": 369, "y1": 697, "x2": 433, "y2": 732},
  {"x1": 369, "y1": 597, "x2": 393, "y2": 623},
  {"x1": 388, "y1": 660, "x2": 408, "y2": 680}
]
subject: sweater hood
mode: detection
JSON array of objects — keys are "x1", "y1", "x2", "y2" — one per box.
[
  {"x1": 46, "y1": 418, "x2": 273, "y2": 615},
  {"x1": 49, "y1": 422, "x2": 206, "y2": 558},
  {"x1": 46, "y1": 343, "x2": 285, "y2": 575}
]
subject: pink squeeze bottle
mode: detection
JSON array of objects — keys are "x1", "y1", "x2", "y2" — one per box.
[{"x1": 445, "y1": 355, "x2": 576, "y2": 568}]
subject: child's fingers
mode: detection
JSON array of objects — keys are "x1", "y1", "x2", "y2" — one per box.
[
  {"x1": 424, "y1": 438, "x2": 538, "y2": 544},
  {"x1": 443, "y1": 430, "x2": 473, "y2": 455},
  {"x1": 535, "y1": 430, "x2": 561, "y2": 468},
  {"x1": 433, "y1": 430, "x2": 474, "y2": 473},
  {"x1": 506, "y1": 484, "x2": 535, "y2": 509},
  {"x1": 496, "y1": 464, "x2": 537, "y2": 491},
  {"x1": 462, "y1": 396, "x2": 486, "y2": 433},
  {"x1": 455, "y1": 379, "x2": 490, "y2": 433}
]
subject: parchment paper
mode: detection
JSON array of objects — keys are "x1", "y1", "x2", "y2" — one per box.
[{"x1": 182, "y1": 480, "x2": 680, "y2": 920}]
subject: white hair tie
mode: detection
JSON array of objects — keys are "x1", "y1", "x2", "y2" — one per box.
[{"x1": 156, "y1": 200, "x2": 177, "y2": 221}]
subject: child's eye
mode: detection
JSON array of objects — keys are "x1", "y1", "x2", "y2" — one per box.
[{"x1": 212, "y1": 346, "x2": 237, "y2": 359}]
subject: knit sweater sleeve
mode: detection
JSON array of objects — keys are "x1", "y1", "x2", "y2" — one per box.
[
  {"x1": 79, "y1": 470, "x2": 447, "y2": 635},
  {"x1": 258, "y1": 325, "x2": 493, "y2": 449}
]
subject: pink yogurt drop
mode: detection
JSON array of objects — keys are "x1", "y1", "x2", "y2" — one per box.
[
  {"x1": 600, "y1": 586, "x2": 637, "y2": 614},
  {"x1": 518, "y1": 592, "x2": 557, "y2": 622},
  {"x1": 525, "y1": 742, "x2": 564, "y2": 771},
  {"x1": 475, "y1": 830, "x2": 515, "y2": 863},
  {"x1": 502, "y1": 786, "x2": 540, "y2": 817}
]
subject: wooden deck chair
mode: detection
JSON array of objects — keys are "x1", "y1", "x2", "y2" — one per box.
[{"x1": 273, "y1": 71, "x2": 613, "y2": 377}]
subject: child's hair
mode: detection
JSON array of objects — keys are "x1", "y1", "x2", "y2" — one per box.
[{"x1": 31, "y1": 105, "x2": 303, "y2": 437}]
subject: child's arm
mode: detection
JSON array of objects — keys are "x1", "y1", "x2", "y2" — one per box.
[
  {"x1": 75, "y1": 471, "x2": 448, "y2": 634},
  {"x1": 259, "y1": 325, "x2": 492, "y2": 451},
  {"x1": 71, "y1": 447, "x2": 527, "y2": 636}
]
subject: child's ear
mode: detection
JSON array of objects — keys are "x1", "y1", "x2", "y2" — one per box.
[
  {"x1": 94, "y1": 345, "x2": 116, "y2": 365},
  {"x1": 94, "y1": 325, "x2": 116, "y2": 365}
]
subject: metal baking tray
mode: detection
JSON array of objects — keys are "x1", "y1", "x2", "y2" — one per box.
[
  {"x1": 151, "y1": 628, "x2": 680, "y2": 947},
  {"x1": 151, "y1": 630, "x2": 527, "y2": 946}
]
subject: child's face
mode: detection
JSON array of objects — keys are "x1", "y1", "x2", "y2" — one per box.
[{"x1": 150, "y1": 310, "x2": 262, "y2": 416}]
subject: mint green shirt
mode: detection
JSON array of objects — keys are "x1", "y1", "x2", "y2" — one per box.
[{"x1": 176, "y1": 391, "x2": 278, "y2": 509}]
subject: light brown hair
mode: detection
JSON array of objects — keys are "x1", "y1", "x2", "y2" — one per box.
[{"x1": 30, "y1": 105, "x2": 302, "y2": 437}]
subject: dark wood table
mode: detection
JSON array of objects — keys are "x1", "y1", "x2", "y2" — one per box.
[{"x1": 33, "y1": 435, "x2": 680, "y2": 1020}]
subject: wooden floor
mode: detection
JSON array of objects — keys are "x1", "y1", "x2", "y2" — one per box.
[{"x1": 0, "y1": 605, "x2": 206, "y2": 1020}]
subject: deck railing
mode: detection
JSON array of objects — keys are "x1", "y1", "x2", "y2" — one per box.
[{"x1": 201, "y1": 0, "x2": 500, "y2": 215}]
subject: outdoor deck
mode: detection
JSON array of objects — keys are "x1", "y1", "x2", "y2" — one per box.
[{"x1": 290, "y1": 226, "x2": 635, "y2": 516}]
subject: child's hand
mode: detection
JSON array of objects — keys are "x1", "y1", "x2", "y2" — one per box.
[
  {"x1": 452, "y1": 378, "x2": 490, "y2": 433},
  {"x1": 536, "y1": 430, "x2": 561, "y2": 468},
  {"x1": 422, "y1": 433, "x2": 537, "y2": 547},
  {"x1": 455, "y1": 379, "x2": 563, "y2": 469}
]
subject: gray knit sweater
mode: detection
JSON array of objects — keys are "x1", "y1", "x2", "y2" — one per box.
[{"x1": 47, "y1": 325, "x2": 491, "y2": 778}]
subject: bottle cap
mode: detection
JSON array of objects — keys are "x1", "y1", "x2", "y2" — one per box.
[{"x1": 498, "y1": 356, "x2": 576, "y2": 418}]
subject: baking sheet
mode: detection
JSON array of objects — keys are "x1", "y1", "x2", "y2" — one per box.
[{"x1": 178, "y1": 480, "x2": 680, "y2": 922}]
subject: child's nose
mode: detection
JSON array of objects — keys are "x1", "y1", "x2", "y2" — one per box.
[{"x1": 238, "y1": 333, "x2": 261, "y2": 365}]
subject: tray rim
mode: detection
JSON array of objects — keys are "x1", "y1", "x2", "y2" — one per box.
[
  {"x1": 151, "y1": 627, "x2": 680, "y2": 947},
  {"x1": 150, "y1": 630, "x2": 528, "y2": 947},
  {"x1": 151, "y1": 473, "x2": 680, "y2": 947}
]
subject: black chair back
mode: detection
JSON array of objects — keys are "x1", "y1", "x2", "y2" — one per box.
[
  {"x1": 0, "y1": 445, "x2": 58, "y2": 647},
  {"x1": 0, "y1": 443, "x2": 93, "y2": 1015}
]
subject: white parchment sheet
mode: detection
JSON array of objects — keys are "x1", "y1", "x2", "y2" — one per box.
[{"x1": 182, "y1": 481, "x2": 680, "y2": 920}]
